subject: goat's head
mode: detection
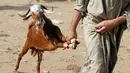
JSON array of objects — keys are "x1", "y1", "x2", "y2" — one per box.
[
  {"x1": 18, "y1": 4, "x2": 52, "y2": 28},
  {"x1": 18, "y1": 4, "x2": 49, "y2": 19}
]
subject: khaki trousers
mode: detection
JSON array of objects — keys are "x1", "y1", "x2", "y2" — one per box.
[{"x1": 80, "y1": 14, "x2": 125, "y2": 73}]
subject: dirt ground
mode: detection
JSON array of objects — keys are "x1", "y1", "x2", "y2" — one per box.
[{"x1": 0, "y1": 0, "x2": 130, "y2": 73}]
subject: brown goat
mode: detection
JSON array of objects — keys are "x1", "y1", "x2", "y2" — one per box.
[{"x1": 15, "y1": 5, "x2": 66, "y2": 73}]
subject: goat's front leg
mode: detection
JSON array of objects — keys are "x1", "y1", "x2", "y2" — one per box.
[
  {"x1": 15, "y1": 40, "x2": 30, "y2": 71},
  {"x1": 37, "y1": 51, "x2": 43, "y2": 73}
]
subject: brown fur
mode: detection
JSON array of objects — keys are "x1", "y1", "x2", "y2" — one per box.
[{"x1": 15, "y1": 12, "x2": 66, "y2": 73}]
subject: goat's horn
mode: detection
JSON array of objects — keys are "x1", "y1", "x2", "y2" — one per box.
[
  {"x1": 22, "y1": 12, "x2": 32, "y2": 20},
  {"x1": 18, "y1": 9, "x2": 30, "y2": 17}
]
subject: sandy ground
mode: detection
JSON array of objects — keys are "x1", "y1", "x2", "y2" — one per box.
[{"x1": 0, "y1": 0, "x2": 130, "y2": 73}]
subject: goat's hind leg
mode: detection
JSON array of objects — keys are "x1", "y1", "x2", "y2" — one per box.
[
  {"x1": 15, "y1": 41, "x2": 30, "y2": 71},
  {"x1": 37, "y1": 51, "x2": 43, "y2": 73},
  {"x1": 30, "y1": 47, "x2": 38, "y2": 57}
]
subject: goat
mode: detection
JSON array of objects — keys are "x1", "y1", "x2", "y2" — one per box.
[{"x1": 15, "y1": 4, "x2": 79, "y2": 73}]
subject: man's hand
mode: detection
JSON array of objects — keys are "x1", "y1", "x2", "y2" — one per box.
[
  {"x1": 95, "y1": 16, "x2": 126, "y2": 33},
  {"x1": 63, "y1": 38, "x2": 80, "y2": 50},
  {"x1": 95, "y1": 19, "x2": 116, "y2": 32},
  {"x1": 66, "y1": 31, "x2": 77, "y2": 44}
]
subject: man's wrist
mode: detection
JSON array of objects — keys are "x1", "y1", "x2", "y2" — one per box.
[{"x1": 114, "y1": 16, "x2": 126, "y2": 26}]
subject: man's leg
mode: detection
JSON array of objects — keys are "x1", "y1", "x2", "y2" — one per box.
[
  {"x1": 81, "y1": 24, "x2": 107, "y2": 73},
  {"x1": 108, "y1": 25, "x2": 125, "y2": 73}
]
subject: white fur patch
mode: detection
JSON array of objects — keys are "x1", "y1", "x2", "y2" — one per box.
[
  {"x1": 30, "y1": 4, "x2": 43, "y2": 13},
  {"x1": 30, "y1": 4, "x2": 53, "y2": 14}
]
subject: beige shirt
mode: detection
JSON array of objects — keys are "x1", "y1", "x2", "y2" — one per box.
[{"x1": 74, "y1": 0, "x2": 130, "y2": 28}]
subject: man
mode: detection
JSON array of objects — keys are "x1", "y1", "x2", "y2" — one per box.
[{"x1": 67, "y1": 0, "x2": 130, "y2": 73}]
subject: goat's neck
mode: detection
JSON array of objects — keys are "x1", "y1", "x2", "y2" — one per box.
[
  {"x1": 32, "y1": 19, "x2": 37, "y2": 23},
  {"x1": 33, "y1": 19, "x2": 41, "y2": 25}
]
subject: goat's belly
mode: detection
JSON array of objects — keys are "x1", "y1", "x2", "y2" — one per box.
[
  {"x1": 29, "y1": 26, "x2": 57, "y2": 51},
  {"x1": 31, "y1": 39, "x2": 56, "y2": 51},
  {"x1": 33, "y1": 45, "x2": 56, "y2": 51}
]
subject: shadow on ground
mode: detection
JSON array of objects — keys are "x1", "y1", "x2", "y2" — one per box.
[
  {"x1": 0, "y1": 4, "x2": 31, "y2": 11},
  {"x1": 0, "y1": 34, "x2": 10, "y2": 37}
]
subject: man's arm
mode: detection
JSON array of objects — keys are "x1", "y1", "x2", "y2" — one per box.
[
  {"x1": 66, "y1": 9, "x2": 81, "y2": 42},
  {"x1": 70, "y1": 9, "x2": 81, "y2": 37},
  {"x1": 95, "y1": 3, "x2": 130, "y2": 33},
  {"x1": 66, "y1": 0, "x2": 89, "y2": 42},
  {"x1": 95, "y1": 16, "x2": 126, "y2": 32}
]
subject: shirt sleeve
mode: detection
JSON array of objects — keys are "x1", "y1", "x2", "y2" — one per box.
[
  {"x1": 122, "y1": 3, "x2": 130, "y2": 29},
  {"x1": 74, "y1": 0, "x2": 89, "y2": 16}
]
